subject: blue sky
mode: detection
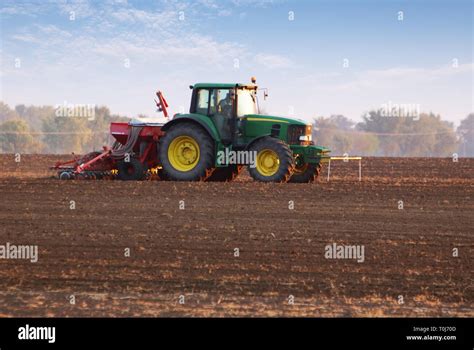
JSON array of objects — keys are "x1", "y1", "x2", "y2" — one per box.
[{"x1": 0, "y1": 0, "x2": 472, "y2": 125}]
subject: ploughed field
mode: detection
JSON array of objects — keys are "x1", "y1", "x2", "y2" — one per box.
[{"x1": 0, "y1": 154, "x2": 472, "y2": 316}]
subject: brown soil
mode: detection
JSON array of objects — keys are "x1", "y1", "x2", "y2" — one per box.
[{"x1": 0, "y1": 154, "x2": 472, "y2": 316}]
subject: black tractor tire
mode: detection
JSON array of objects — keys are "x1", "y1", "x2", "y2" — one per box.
[
  {"x1": 206, "y1": 164, "x2": 243, "y2": 182},
  {"x1": 156, "y1": 168, "x2": 170, "y2": 181},
  {"x1": 248, "y1": 137, "x2": 294, "y2": 183},
  {"x1": 59, "y1": 171, "x2": 72, "y2": 180},
  {"x1": 159, "y1": 123, "x2": 214, "y2": 181},
  {"x1": 289, "y1": 163, "x2": 321, "y2": 183},
  {"x1": 117, "y1": 157, "x2": 146, "y2": 181}
]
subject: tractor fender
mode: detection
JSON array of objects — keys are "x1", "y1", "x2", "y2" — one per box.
[
  {"x1": 162, "y1": 115, "x2": 221, "y2": 143},
  {"x1": 245, "y1": 134, "x2": 275, "y2": 151}
]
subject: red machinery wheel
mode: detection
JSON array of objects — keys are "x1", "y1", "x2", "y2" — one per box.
[{"x1": 117, "y1": 158, "x2": 146, "y2": 181}]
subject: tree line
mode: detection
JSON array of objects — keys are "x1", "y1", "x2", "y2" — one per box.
[
  {"x1": 0, "y1": 102, "x2": 128, "y2": 154},
  {"x1": 314, "y1": 112, "x2": 473, "y2": 157},
  {"x1": 0, "y1": 101, "x2": 473, "y2": 157}
]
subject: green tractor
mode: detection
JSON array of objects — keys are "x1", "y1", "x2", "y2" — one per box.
[{"x1": 159, "y1": 78, "x2": 330, "y2": 182}]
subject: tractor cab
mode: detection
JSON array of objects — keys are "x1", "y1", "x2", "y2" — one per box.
[{"x1": 189, "y1": 81, "x2": 259, "y2": 144}]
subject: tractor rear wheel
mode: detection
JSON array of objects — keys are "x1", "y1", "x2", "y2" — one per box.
[
  {"x1": 206, "y1": 164, "x2": 243, "y2": 182},
  {"x1": 117, "y1": 158, "x2": 146, "y2": 180},
  {"x1": 159, "y1": 123, "x2": 214, "y2": 181},
  {"x1": 248, "y1": 137, "x2": 294, "y2": 182},
  {"x1": 289, "y1": 162, "x2": 321, "y2": 183}
]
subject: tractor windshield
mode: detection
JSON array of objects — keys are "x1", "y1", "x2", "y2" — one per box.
[{"x1": 237, "y1": 88, "x2": 258, "y2": 117}]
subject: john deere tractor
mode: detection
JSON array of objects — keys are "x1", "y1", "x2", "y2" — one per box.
[{"x1": 159, "y1": 78, "x2": 330, "y2": 182}]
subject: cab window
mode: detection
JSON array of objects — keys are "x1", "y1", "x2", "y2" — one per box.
[
  {"x1": 196, "y1": 89, "x2": 209, "y2": 115},
  {"x1": 210, "y1": 89, "x2": 232, "y2": 116}
]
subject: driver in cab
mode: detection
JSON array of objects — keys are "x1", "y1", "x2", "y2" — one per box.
[{"x1": 217, "y1": 90, "x2": 234, "y2": 118}]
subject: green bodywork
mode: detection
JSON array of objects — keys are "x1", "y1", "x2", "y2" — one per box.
[
  {"x1": 162, "y1": 83, "x2": 330, "y2": 167},
  {"x1": 237, "y1": 114, "x2": 329, "y2": 163}
]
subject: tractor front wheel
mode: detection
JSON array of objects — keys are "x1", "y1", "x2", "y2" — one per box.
[
  {"x1": 289, "y1": 162, "x2": 321, "y2": 183},
  {"x1": 248, "y1": 137, "x2": 294, "y2": 182},
  {"x1": 159, "y1": 123, "x2": 214, "y2": 181}
]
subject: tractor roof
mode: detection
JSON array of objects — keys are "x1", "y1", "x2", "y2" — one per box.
[{"x1": 192, "y1": 83, "x2": 256, "y2": 89}]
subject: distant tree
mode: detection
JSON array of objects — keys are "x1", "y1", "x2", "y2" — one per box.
[
  {"x1": 85, "y1": 106, "x2": 129, "y2": 151},
  {"x1": 0, "y1": 102, "x2": 20, "y2": 123},
  {"x1": 42, "y1": 115, "x2": 93, "y2": 154},
  {"x1": 0, "y1": 119, "x2": 43, "y2": 153},
  {"x1": 85, "y1": 106, "x2": 113, "y2": 151},
  {"x1": 312, "y1": 115, "x2": 378, "y2": 155},
  {"x1": 0, "y1": 101, "x2": 133, "y2": 154},
  {"x1": 40, "y1": 104, "x2": 131, "y2": 154},
  {"x1": 14, "y1": 104, "x2": 56, "y2": 131},
  {"x1": 313, "y1": 115, "x2": 354, "y2": 154},
  {"x1": 15, "y1": 104, "x2": 27, "y2": 117},
  {"x1": 357, "y1": 110, "x2": 457, "y2": 156},
  {"x1": 326, "y1": 114, "x2": 354, "y2": 130},
  {"x1": 351, "y1": 132, "x2": 380, "y2": 155},
  {"x1": 457, "y1": 113, "x2": 474, "y2": 157}
]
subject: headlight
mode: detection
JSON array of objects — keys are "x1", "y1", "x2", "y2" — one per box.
[{"x1": 299, "y1": 135, "x2": 312, "y2": 142}]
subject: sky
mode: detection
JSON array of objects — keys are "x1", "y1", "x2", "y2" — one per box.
[{"x1": 0, "y1": 0, "x2": 473, "y2": 125}]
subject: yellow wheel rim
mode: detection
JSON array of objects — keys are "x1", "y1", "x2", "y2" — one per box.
[
  {"x1": 256, "y1": 149, "x2": 280, "y2": 176},
  {"x1": 168, "y1": 136, "x2": 200, "y2": 171}
]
